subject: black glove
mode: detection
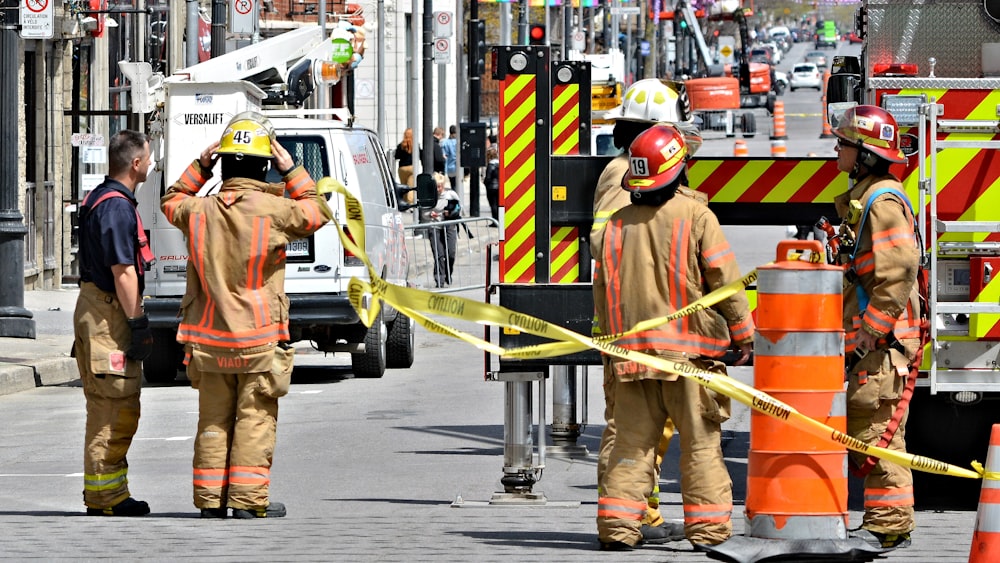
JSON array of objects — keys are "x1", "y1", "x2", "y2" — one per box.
[{"x1": 126, "y1": 315, "x2": 154, "y2": 361}]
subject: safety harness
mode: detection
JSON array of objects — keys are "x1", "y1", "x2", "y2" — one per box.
[
  {"x1": 80, "y1": 188, "x2": 155, "y2": 270},
  {"x1": 847, "y1": 186, "x2": 930, "y2": 478}
]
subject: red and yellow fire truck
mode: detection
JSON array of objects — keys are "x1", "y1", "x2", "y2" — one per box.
[{"x1": 487, "y1": 0, "x2": 999, "y2": 506}]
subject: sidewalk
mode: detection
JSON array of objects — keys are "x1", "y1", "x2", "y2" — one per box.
[{"x1": 0, "y1": 287, "x2": 79, "y2": 396}]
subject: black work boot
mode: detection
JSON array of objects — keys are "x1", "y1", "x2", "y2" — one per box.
[
  {"x1": 231, "y1": 501, "x2": 286, "y2": 519},
  {"x1": 199, "y1": 507, "x2": 228, "y2": 519},
  {"x1": 641, "y1": 521, "x2": 686, "y2": 544},
  {"x1": 86, "y1": 497, "x2": 150, "y2": 517}
]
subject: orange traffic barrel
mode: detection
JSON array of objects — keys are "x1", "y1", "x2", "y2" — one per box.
[
  {"x1": 970, "y1": 424, "x2": 1000, "y2": 562},
  {"x1": 770, "y1": 140, "x2": 787, "y2": 158},
  {"x1": 733, "y1": 139, "x2": 749, "y2": 157},
  {"x1": 820, "y1": 71, "x2": 835, "y2": 138},
  {"x1": 770, "y1": 100, "x2": 788, "y2": 140},
  {"x1": 748, "y1": 239, "x2": 846, "y2": 540}
]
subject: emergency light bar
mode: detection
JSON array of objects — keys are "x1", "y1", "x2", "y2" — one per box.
[{"x1": 872, "y1": 63, "x2": 919, "y2": 77}]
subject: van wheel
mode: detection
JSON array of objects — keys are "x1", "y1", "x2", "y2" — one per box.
[
  {"x1": 386, "y1": 313, "x2": 415, "y2": 369},
  {"x1": 351, "y1": 311, "x2": 386, "y2": 378},
  {"x1": 144, "y1": 329, "x2": 181, "y2": 383}
]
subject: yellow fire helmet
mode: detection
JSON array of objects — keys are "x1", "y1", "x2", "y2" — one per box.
[{"x1": 217, "y1": 111, "x2": 276, "y2": 159}]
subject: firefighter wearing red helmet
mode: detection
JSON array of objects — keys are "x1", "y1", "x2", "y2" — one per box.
[
  {"x1": 833, "y1": 105, "x2": 920, "y2": 549},
  {"x1": 590, "y1": 79, "x2": 705, "y2": 545},
  {"x1": 594, "y1": 125, "x2": 754, "y2": 551}
]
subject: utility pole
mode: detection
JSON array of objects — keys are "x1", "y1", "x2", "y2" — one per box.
[
  {"x1": 0, "y1": 0, "x2": 35, "y2": 338},
  {"x1": 421, "y1": 0, "x2": 433, "y2": 173},
  {"x1": 211, "y1": 0, "x2": 226, "y2": 57},
  {"x1": 467, "y1": 0, "x2": 482, "y2": 216}
]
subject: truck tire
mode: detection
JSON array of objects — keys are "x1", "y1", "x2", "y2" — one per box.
[
  {"x1": 143, "y1": 329, "x2": 182, "y2": 384},
  {"x1": 907, "y1": 388, "x2": 993, "y2": 510},
  {"x1": 386, "y1": 312, "x2": 415, "y2": 369},
  {"x1": 351, "y1": 311, "x2": 386, "y2": 378},
  {"x1": 741, "y1": 113, "x2": 757, "y2": 138}
]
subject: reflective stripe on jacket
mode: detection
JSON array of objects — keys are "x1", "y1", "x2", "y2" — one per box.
[
  {"x1": 593, "y1": 190, "x2": 753, "y2": 380},
  {"x1": 161, "y1": 161, "x2": 333, "y2": 352},
  {"x1": 834, "y1": 175, "x2": 920, "y2": 355}
]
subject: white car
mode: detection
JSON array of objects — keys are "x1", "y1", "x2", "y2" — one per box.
[{"x1": 789, "y1": 63, "x2": 823, "y2": 91}]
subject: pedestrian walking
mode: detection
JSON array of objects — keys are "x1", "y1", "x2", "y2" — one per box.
[
  {"x1": 590, "y1": 79, "x2": 705, "y2": 545},
  {"x1": 593, "y1": 124, "x2": 753, "y2": 551},
  {"x1": 484, "y1": 146, "x2": 500, "y2": 223},
  {"x1": 424, "y1": 172, "x2": 460, "y2": 287},
  {"x1": 442, "y1": 125, "x2": 458, "y2": 189},
  {"x1": 395, "y1": 128, "x2": 415, "y2": 204},
  {"x1": 74, "y1": 129, "x2": 155, "y2": 517},
  {"x1": 160, "y1": 112, "x2": 332, "y2": 519},
  {"x1": 833, "y1": 105, "x2": 921, "y2": 549},
  {"x1": 432, "y1": 127, "x2": 447, "y2": 175}
]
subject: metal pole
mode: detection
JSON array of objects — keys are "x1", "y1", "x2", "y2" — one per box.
[
  {"x1": 377, "y1": 0, "x2": 386, "y2": 143},
  {"x1": 410, "y1": 0, "x2": 420, "y2": 173},
  {"x1": 210, "y1": 0, "x2": 226, "y2": 57},
  {"x1": 421, "y1": 0, "x2": 433, "y2": 172},
  {"x1": 318, "y1": 0, "x2": 327, "y2": 109},
  {"x1": 467, "y1": 0, "x2": 481, "y2": 216},
  {"x1": 455, "y1": 0, "x2": 465, "y2": 196},
  {"x1": 517, "y1": 0, "x2": 528, "y2": 45},
  {"x1": 0, "y1": 0, "x2": 35, "y2": 338},
  {"x1": 500, "y1": 4, "x2": 511, "y2": 45},
  {"x1": 501, "y1": 381, "x2": 535, "y2": 492},
  {"x1": 548, "y1": 366, "x2": 588, "y2": 457},
  {"x1": 563, "y1": 3, "x2": 571, "y2": 59}
]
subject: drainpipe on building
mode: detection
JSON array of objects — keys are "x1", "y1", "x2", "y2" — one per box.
[{"x1": 0, "y1": 0, "x2": 36, "y2": 338}]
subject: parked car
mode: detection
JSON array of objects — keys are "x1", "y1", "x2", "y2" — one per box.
[
  {"x1": 847, "y1": 31, "x2": 863, "y2": 44},
  {"x1": 804, "y1": 50, "x2": 828, "y2": 68},
  {"x1": 789, "y1": 63, "x2": 823, "y2": 91}
]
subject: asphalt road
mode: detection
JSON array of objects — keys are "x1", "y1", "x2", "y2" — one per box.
[{"x1": 0, "y1": 40, "x2": 984, "y2": 561}]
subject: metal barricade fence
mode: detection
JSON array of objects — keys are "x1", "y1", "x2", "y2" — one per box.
[{"x1": 404, "y1": 216, "x2": 500, "y2": 293}]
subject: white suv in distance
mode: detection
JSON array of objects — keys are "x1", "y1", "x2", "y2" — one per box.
[{"x1": 789, "y1": 63, "x2": 823, "y2": 91}]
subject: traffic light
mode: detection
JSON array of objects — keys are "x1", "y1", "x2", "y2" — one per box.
[
  {"x1": 468, "y1": 20, "x2": 486, "y2": 77},
  {"x1": 529, "y1": 24, "x2": 546, "y2": 45}
]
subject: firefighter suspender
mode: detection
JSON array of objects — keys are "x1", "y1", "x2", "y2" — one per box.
[
  {"x1": 81, "y1": 189, "x2": 155, "y2": 269},
  {"x1": 848, "y1": 186, "x2": 929, "y2": 478}
]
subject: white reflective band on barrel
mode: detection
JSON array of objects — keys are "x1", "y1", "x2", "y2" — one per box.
[
  {"x1": 757, "y1": 270, "x2": 843, "y2": 294},
  {"x1": 754, "y1": 331, "x2": 844, "y2": 357}
]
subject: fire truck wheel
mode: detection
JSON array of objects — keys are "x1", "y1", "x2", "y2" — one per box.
[
  {"x1": 741, "y1": 113, "x2": 757, "y2": 138},
  {"x1": 907, "y1": 387, "x2": 993, "y2": 510},
  {"x1": 386, "y1": 312, "x2": 415, "y2": 369},
  {"x1": 143, "y1": 329, "x2": 182, "y2": 384},
  {"x1": 351, "y1": 310, "x2": 387, "y2": 378}
]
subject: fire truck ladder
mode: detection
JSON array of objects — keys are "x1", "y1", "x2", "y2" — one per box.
[{"x1": 921, "y1": 102, "x2": 1000, "y2": 394}]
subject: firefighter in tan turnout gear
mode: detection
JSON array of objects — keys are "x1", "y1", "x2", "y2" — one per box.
[
  {"x1": 591, "y1": 78, "x2": 705, "y2": 544},
  {"x1": 833, "y1": 105, "x2": 920, "y2": 549},
  {"x1": 594, "y1": 124, "x2": 754, "y2": 551},
  {"x1": 75, "y1": 130, "x2": 155, "y2": 516},
  {"x1": 161, "y1": 112, "x2": 332, "y2": 519}
]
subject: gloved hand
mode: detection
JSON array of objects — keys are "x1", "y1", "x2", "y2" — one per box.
[{"x1": 126, "y1": 315, "x2": 154, "y2": 361}]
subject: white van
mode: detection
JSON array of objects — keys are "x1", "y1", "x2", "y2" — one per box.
[{"x1": 137, "y1": 82, "x2": 413, "y2": 382}]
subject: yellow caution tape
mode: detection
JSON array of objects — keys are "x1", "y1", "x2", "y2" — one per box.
[{"x1": 321, "y1": 178, "x2": 990, "y2": 481}]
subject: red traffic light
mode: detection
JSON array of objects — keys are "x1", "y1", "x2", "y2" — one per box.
[{"x1": 529, "y1": 24, "x2": 546, "y2": 45}]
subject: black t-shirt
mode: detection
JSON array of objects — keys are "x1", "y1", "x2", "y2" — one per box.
[
  {"x1": 395, "y1": 143, "x2": 413, "y2": 167},
  {"x1": 78, "y1": 179, "x2": 143, "y2": 294}
]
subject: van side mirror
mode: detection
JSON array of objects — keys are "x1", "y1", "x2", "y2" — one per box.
[
  {"x1": 416, "y1": 173, "x2": 437, "y2": 209},
  {"x1": 395, "y1": 183, "x2": 417, "y2": 211}
]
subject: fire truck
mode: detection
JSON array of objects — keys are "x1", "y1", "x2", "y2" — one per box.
[
  {"x1": 485, "y1": 0, "x2": 1000, "y2": 507},
  {"x1": 824, "y1": 0, "x2": 1000, "y2": 507}
]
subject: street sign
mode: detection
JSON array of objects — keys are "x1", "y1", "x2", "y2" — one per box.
[
  {"x1": 640, "y1": 40, "x2": 650, "y2": 56},
  {"x1": 70, "y1": 133, "x2": 106, "y2": 147},
  {"x1": 609, "y1": 6, "x2": 641, "y2": 15},
  {"x1": 718, "y1": 36, "x2": 736, "y2": 65},
  {"x1": 229, "y1": 0, "x2": 258, "y2": 35},
  {"x1": 571, "y1": 31, "x2": 586, "y2": 51},
  {"x1": 20, "y1": 0, "x2": 53, "y2": 39},
  {"x1": 433, "y1": 38, "x2": 451, "y2": 64},
  {"x1": 433, "y1": 11, "x2": 453, "y2": 38}
]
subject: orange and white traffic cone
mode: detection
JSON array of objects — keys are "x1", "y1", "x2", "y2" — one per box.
[
  {"x1": 970, "y1": 424, "x2": 1000, "y2": 562},
  {"x1": 733, "y1": 139, "x2": 749, "y2": 157},
  {"x1": 770, "y1": 100, "x2": 788, "y2": 140},
  {"x1": 770, "y1": 140, "x2": 787, "y2": 158}
]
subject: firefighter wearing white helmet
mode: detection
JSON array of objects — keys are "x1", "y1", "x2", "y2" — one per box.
[
  {"x1": 595, "y1": 125, "x2": 754, "y2": 551},
  {"x1": 590, "y1": 79, "x2": 705, "y2": 545},
  {"x1": 161, "y1": 111, "x2": 333, "y2": 519}
]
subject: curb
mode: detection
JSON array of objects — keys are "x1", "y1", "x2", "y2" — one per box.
[{"x1": 0, "y1": 358, "x2": 79, "y2": 396}]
